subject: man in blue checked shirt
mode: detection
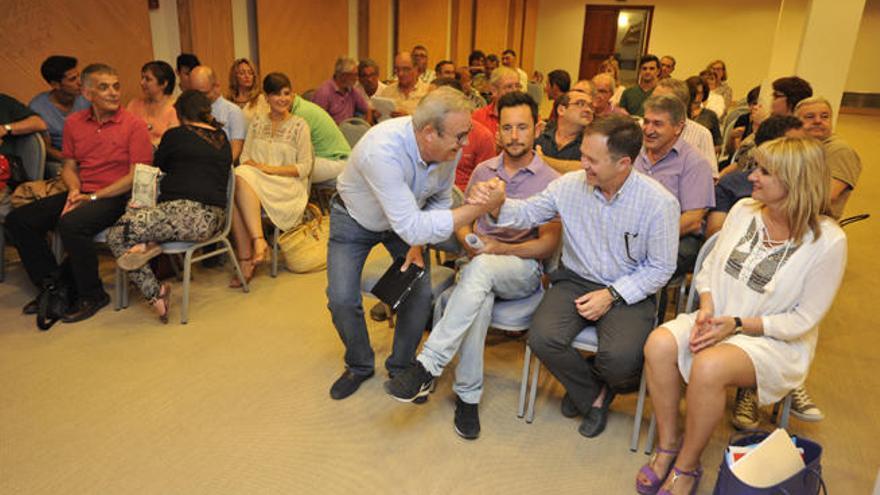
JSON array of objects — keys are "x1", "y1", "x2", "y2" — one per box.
[
  {"x1": 326, "y1": 87, "x2": 494, "y2": 401},
  {"x1": 469, "y1": 115, "x2": 679, "y2": 438}
]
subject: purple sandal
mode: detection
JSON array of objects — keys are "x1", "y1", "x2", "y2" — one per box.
[
  {"x1": 658, "y1": 465, "x2": 703, "y2": 495},
  {"x1": 636, "y1": 446, "x2": 679, "y2": 495}
]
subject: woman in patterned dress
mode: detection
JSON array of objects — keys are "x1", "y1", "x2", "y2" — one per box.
[{"x1": 635, "y1": 136, "x2": 847, "y2": 495}]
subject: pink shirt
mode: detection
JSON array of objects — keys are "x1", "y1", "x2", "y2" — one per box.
[
  {"x1": 312, "y1": 79, "x2": 369, "y2": 124},
  {"x1": 62, "y1": 107, "x2": 153, "y2": 193},
  {"x1": 126, "y1": 98, "x2": 179, "y2": 146}
]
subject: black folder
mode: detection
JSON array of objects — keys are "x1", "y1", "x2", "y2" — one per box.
[{"x1": 370, "y1": 257, "x2": 426, "y2": 310}]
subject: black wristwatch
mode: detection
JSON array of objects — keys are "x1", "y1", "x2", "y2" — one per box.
[
  {"x1": 607, "y1": 285, "x2": 624, "y2": 305},
  {"x1": 733, "y1": 316, "x2": 744, "y2": 335}
]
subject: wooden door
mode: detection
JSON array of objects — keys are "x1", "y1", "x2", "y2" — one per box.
[{"x1": 578, "y1": 6, "x2": 619, "y2": 81}]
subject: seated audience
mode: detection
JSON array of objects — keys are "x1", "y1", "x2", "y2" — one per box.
[
  {"x1": 599, "y1": 57, "x2": 625, "y2": 105},
  {"x1": 469, "y1": 50, "x2": 490, "y2": 96},
  {"x1": 108, "y1": 91, "x2": 231, "y2": 323},
  {"x1": 377, "y1": 52, "x2": 428, "y2": 116},
  {"x1": 176, "y1": 53, "x2": 200, "y2": 92},
  {"x1": 652, "y1": 78, "x2": 718, "y2": 176},
  {"x1": 726, "y1": 86, "x2": 761, "y2": 158},
  {"x1": 434, "y1": 60, "x2": 456, "y2": 80},
  {"x1": 619, "y1": 55, "x2": 660, "y2": 117},
  {"x1": 467, "y1": 115, "x2": 678, "y2": 439},
  {"x1": 659, "y1": 56, "x2": 676, "y2": 79},
  {"x1": 591, "y1": 73, "x2": 628, "y2": 118},
  {"x1": 227, "y1": 58, "x2": 269, "y2": 123},
  {"x1": 635, "y1": 94, "x2": 715, "y2": 276},
  {"x1": 455, "y1": 66, "x2": 486, "y2": 109},
  {"x1": 189, "y1": 66, "x2": 247, "y2": 162},
  {"x1": 313, "y1": 57, "x2": 371, "y2": 124},
  {"x1": 472, "y1": 66, "x2": 521, "y2": 138},
  {"x1": 385, "y1": 91, "x2": 561, "y2": 439},
  {"x1": 357, "y1": 58, "x2": 386, "y2": 98},
  {"x1": 698, "y1": 69, "x2": 726, "y2": 118},
  {"x1": 291, "y1": 85, "x2": 352, "y2": 184},
  {"x1": 636, "y1": 136, "x2": 846, "y2": 495},
  {"x1": 2, "y1": 93, "x2": 48, "y2": 175},
  {"x1": 771, "y1": 76, "x2": 813, "y2": 117},
  {"x1": 708, "y1": 59, "x2": 733, "y2": 108},
  {"x1": 545, "y1": 69, "x2": 571, "y2": 121},
  {"x1": 501, "y1": 49, "x2": 529, "y2": 90},
  {"x1": 412, "y1": 45, "x2": 435, "y2": 84},
  {"x1": 535, "y1": 90, "x2": 593, "y2": 172},
  {"x1": 485, "y1": 54, "x2": 500, "y2": 73},
  {"x1": 230, "y1": 73, "x2": 313, "y2": 287},
  {"x1": 686, "y1": 76, "x2": 721, "y2": 147},
  {"x1": 126, "y1": 61, "x2": 179, "y2": 147},
  {"x1": 29, "y1": 55, "x2": 90, "y2": 166},
  {"x1": 5, "y1": 63, "x2": 152, "y2": 322}
]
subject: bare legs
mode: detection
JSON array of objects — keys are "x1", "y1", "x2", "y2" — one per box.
[{"x1": 230, "y1": 174, "x2": 268, "y2": 285}]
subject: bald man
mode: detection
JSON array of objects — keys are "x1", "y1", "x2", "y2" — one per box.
[
  {"x1": 376, "y1": 52, "x2": 429, "y2": 116},
  {"x1": 189, "y1": 66, "x2": 246, "y2": 161}
]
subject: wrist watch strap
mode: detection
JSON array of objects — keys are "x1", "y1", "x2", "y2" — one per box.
[{"x1": 733, "y1": 316, "x2": 743, "y2": 335}]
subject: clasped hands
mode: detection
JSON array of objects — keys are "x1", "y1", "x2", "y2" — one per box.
[
  {"x1": 466, "y1": 177, "x2": 507, "y2": 216},
  {"x1": 689, "y1": 304, "x2": 737, "y2": 353},
  {"x1": 61, "y1": 189, "x2": 91, "y2": 216}
]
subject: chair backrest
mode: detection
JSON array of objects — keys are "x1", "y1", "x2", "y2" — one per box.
[
  {"x1": 301, "y1": 89, "x2": 317, "y2": 102},
  {"x1": 718, "y1": 105, "x2": 749, "y2": 161},
  {"x1": 11, "y1": 132, "x2": 46, "y2": 181},
  {"x1": 683, "y1": 233, "x2": 720, "y2": 313},
  {"x1": 526, "y1": 81, "x2": 543, "y2": 106},
  {"x1": 219, "y1": 166, "x2": 236, "y2": 238},
  {"x1": 339, "y1": 118, "x2": 371, "y2": 147}
]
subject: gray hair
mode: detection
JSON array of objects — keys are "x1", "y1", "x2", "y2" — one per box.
[
  {"x1": 489, "y1": 66, "x2": 518, "y2": 87},
  {"x1": 334, "y1": 57, "x2": 358, "y2": 76},
  {"x1": 794, "y1": 96, "x2": 833, "y2": 115},
  {"x1": 591, "y1": 73, "x2": 616, "y2": 94},
  {"x1": 656, "y1": 78, "x2": 691, "y2": 107},
  {"x1": 358, "y1": 58, "x2": 379, "y2": 74},
  {"x1": 81, "y1": 63, "x2": 117, "y2": 87},
  {"x1": 412, "y1": 86, "x2": 473, "y2": 132},
  {"x1": 644, "y1": 94, "x2": 686, "y2": 125}
]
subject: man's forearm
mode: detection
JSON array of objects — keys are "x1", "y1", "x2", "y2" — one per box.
[
  {"x1": 499, "y1": 223, "x2": 561, "y2": 259},
  {"x1": 452, "y1": 203, "x2": 490, "y2": 231},
  {"x1": 60, "y1": 161, "x2": 80, "y2": 192}
]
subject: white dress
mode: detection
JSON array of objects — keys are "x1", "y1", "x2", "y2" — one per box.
[
  {"x1": 661, "y1": 199, "x2": 847, "y2": 405},
  {"x1": 236, "y1": 113, "x2": 314, "y2": 231}
]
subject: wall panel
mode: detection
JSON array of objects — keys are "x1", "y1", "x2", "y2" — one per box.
[
  {"x1": 256, "y1": 0, "x2": 349, "y2": 92},
  {"x1": 451, "y1": 0, "x2": 476, "y2": 66},
  {"x1": 178, "y1": 0, "x2": 236, "y2": 82},
  {"x1": 398, "y1": 0, "x2": 450, "y2": 63},
  {"x1": 520, "y1": 0, "x2": 539, "y2": 74},
  {"x1": 473, "y1": 0, "x2": 512, "y2": 57},
  {"x1": 367, "y1": 0, "x2": 393, "y2": 79},
  {"x1": 0, "y1": 0, "x2": 153, "y2": 104}
]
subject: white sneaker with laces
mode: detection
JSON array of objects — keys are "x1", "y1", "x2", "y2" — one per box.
[
  {"x1": 790, "y1": 385, "x2": 824, "y2": 421},
  {"x1": 732, "y1": 387, "x2": 760, "y2": 430}
]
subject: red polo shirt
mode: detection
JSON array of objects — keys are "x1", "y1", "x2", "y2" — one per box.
[
  {"x1": 62, "y1": 107, "x2": 153, "y2": 193},
  {"x1": 455, "y1": 119, "x2": 496, "y2": 190},
  {"x1": 472, "y1": 102, "x2": 499, "y2": 138}
]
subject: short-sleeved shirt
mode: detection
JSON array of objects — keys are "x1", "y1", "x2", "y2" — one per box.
[
  {"x1": 211, "y1": 95, "x2": 247, "y2": 142},
  {"x1": 312, "y1": 78, "x2": 370, "y2": 124},
  {"x1": 472, "y1": 102, "x2": 499, "y2": 139},
  {"x1": 126, "y1": 97, "x2": 180, "y2": 146},
  {"x1": 824, "y1": 135, "x2": 862, "y2": 219},
  {"x1": 634, "y1": 138, "x2": 715, "y2": 212},
  {"x1": 292, "y1": 95, "x2": 351, "y2": 160},
  {"x1": 534, "y1": 121, "x2": 583, "y2": 161},
  {"x1": 0, "y1": 93, "x2": 39, "y2": 158},
  {"x1": 468, "y1": 152, "x2": 559, "y2": 243},
  {"x1": 455, "y1": 119, "x2": 495, "y2": 190},
  {"x1": 618, "y1": 85, "x2": 654, "y2": 116},
  {"x1": 62, "y1": 107, "x2": 153, "y2": 193},
  {"x1": 376, "y1": 80, "x2": 428, "y2": 115},
  {"x1": 28, "y1": 91, "x2": 90, "y2": 150}
]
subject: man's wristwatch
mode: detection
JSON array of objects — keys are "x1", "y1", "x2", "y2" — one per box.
[
  {"x1": 3, "y1": 124, "x2": 12, "y2": 135},
  {"x1": 89, "y1": 193, "x2": 98, "y2": 201},
  {"x1": 733, "y1": 316, "x2": 744, "y2": 335},
  {"x1": 607, "y1": 285, "x2": 624, "y2": 305}
]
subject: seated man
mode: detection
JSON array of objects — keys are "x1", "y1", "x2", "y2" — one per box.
[
  {"x1": 618, "y1": 55, "x2": 660, "y2": 117},
  {"x1": 385, "y1": 92, "x2": 561, "y2": 439},
  {"x1": 472, "y1": 67, "x2": 521, "y2": 138},
  {"x1": 634, "y1": 95, "x2": 715, "y2": 277},
  {"x1": 544, "y1": 69, "x2": 571, "y2": 121},
  {"x1": 659, "y1": 55, "x2": 675, "y2": 79},
  {"x1": 189, "y1": 66, "x2": 246, "y2": 162},
  {"x1": 291, "y1": 86, "x2": 352, "y2": 184},
  {"x1": 5, "y1": 63, "x2": 152, "y2": 322},
  {"x1": 591, "y1": 73, "x2": 628, "y2": 118},
  {"x1": 652, "y1": 78, "x2": 718, "y2": 176},
  {"x1": 176, "y1": 53, "x2": 200, "y2": 92},
  {"x1": 377, "y1": 52, "x2": 429, "y2": 116},
  {"x1": 455, "y1": 66, "x2": 486, "y2": 110},
  {"x1": 2, "y1": 93, "x2": 48, "y2": 179},
  {"x1": 434, "y1": 60, "x2": 456, "y2": 80},
  {"x1": 412, "y1": 45, "x2": 435, "y2": 84},
  {"x1": 29, "y1": 55, "x2": 91, "y2": 168},
  {"x1": 501, "y1": 49, "x2": 529, "y2": 90},
  {"x1": 468, "y1": 115, "x2": 679, "y2": 438},
  {"x1": 326, "y1": 87, "x2": 495, "y2": 400},
  {"x1": 357, "y1": 58, "x2": 386, "y2": 98},
  {"x1": 535, "y1": 90, "x2": 594, "y2": 173},
  {"x1": 313, "y1": 57, "x2": 371, "y2": 124}
]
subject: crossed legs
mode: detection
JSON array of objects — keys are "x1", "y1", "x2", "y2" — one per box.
[{"x1": 230, "y1": 174, "x2": 269, "y2": 282}]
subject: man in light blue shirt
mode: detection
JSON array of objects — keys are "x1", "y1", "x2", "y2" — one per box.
[
  {"x1": 469, "y1": 115, "x2": 679, "y2": 438},
  {"x1": 327, "y1": 87, "x2": 493, "y2": 400},
  {"x1": 190, "y1": 66, "x2": 246, "y2": 161}
]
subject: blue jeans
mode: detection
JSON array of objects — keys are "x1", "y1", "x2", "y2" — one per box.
[
  {"x1": 325, "y1": 199, "x2": 433, "y2": 377},
  {"x1": 418, "y1": 254, "x2": 542, "y2": 403}
]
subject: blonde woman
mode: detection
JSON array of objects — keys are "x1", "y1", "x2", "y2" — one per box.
[
  {"x1": 708, "y1": 59, "x2": 733, "y2": 109},
  {"x1": 599, "y1": 56, "x2": 625, "y2": 105},
  {"x1": 227, "y1": 58, "x2": 269, "y2": 123},
  {"x1": 635, "y1": 136, "x2": 847, "y2": 495}
]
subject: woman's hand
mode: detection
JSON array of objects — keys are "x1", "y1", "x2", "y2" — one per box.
[
  {"x1": 243, "y1": 159, "x2": 268, "y2": 173},
  {"x1": 689, "y1": 293, "x2": 715, "y2": 347},
  {"x1": 689, "y1": 316, "x2": 736, "y2": 353}
]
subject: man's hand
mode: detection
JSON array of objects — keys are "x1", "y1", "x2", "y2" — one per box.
[
  {"x1": 401, "y1": 245, "x2": 425, "y2": 271},
  {"x1": 477, "y1": 236, "x2": 508, "y2": 256},
  {"x1": 466, "y1": 177, "x2": 506, "y2": 213},
  {"x1": 61, "y1": 189, "x2": 88, "y2": 216},
  {"x1": 574, "y1": 288, "x2": 615, "y2": 321}
]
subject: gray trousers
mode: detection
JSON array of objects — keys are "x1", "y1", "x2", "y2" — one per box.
[{"x1": 527, "y1": 267, "x2": 656, "y2": 415}]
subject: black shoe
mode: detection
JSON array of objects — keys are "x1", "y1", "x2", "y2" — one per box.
[
  {"x1": 369, "y1": 302, "x2": 388, "y2": 322},
  {"x1": 384, "y1": 361, "x2": 435, "y2": 402},
  {"x1": 329, "y1": 370, "x2": 374, "y2": 400},
  {"x1": 22, "y1": 298, "x2": 39, "y2": 315},
  {"x1": 453, "y1": 397, "x2": 480, "y2": 440},
  {"x1": 561, "y1": 393, "x2": 581, "y2": 418},
  {"x1": 61, "y1": 292, "x2": 110, "y2": 323},
  {"x1": 578, "y1": 390, "x2": 616, "y2": 438}
]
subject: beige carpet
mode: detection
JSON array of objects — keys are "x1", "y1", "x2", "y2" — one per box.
[{"x1": 2, "y1": 114, "x2": 878, "y2": 494}]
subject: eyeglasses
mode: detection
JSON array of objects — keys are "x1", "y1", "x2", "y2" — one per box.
[{"x1": 441, "y1": 129, "x2": 470, "y2": 145}]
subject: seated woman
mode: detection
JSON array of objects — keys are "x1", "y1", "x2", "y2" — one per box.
[
  {"x1": 685, "y1": 76, "x2": 721, "y2": 148},
  {"x1": 227, "y1": 58, "x2": 269, "y2": 123},
  {"x1": 108, "y1": 90, "x2": 231, "y2": 323},
  {"x1": 635, "y1": 136, "x2": 847, "y2": 495},
  {"x1": 127, "y1": 61, "x2": 179, "y2": 147},
  {"x1": 230, "y1": 72, "x2": 313, "y2": 286},
  {"x1": 698, "y1": 69, "x2": 726, "y2": 119}
]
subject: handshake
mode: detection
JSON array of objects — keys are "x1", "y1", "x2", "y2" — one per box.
[{"x1": 466, "y1": 177, "x2": 507, "y2": 214}]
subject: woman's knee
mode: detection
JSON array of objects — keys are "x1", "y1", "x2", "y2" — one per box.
[
  {"x1": 688, "y1": 351, "x2": 732, "y2": 389},
  {"x1": 644, "y1": 327, "x2": 678, "y2": 366}
]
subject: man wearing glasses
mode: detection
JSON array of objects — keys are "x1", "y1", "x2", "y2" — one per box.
[
  {"x1": 535, "y1": 90, "x2": 594, "y2": 164},
  {"x1": 326, "y1": 88, "x2": 496, "y2": 401},
  {"x1": 376, "y1": 52, "x2": 429, "y2": 117}
]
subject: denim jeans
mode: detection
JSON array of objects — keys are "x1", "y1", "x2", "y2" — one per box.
[
  {"x1": 417, "y1": 254, "x2": 542, "y2": 404},
  {"x1": 325, "y1": 199, "x2": 433, "y2": 377}
]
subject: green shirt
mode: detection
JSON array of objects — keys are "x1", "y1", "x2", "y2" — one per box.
[
  {"x1": 618, "y1": 85, "x2": 654, "y2": 117},
  {"x1": 292, "y1": 95, "x2": 351, "y2": 160}
]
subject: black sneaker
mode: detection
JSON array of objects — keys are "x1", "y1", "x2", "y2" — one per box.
[
  {"x1": 561, "y1": 393, "x2": 581, "y2": 418},
  {"x1": 22, "y1": 298, "x2": 39, "y2": 315},
  {"x1": 369, "y1": 302, "x2": 388, "y2": 322},
  {"x1": 384, "y1": 361, "x2": 435, "y2": 402},
  {"x1": 578, "y1": 389, "x2": 616, "y2": 438},
  {"x1": 329, "y1": 370, "x2": 374, "y2": 400},
  {"x1": 453, "y1": 397, "x2": 480, "y2": 440},
  {"x1": 61, "y1": 291, "x2": 110, "y2": 323}
]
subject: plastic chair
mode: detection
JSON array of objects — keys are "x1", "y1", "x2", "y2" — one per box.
[
  {"x1": 118, "y1": 167, "x2": 249, "y2": 324},
  {"x1": 339, "y1": 118, "x2": 371, "y2": 148},
  {"x1": 1, "y1": 133, "x2": 46, "y2": 282}
]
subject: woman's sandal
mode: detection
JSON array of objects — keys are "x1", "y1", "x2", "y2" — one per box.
[
  {"x1": 229, "y1": 258, "x2": 255, "y2": 288},
  {"x1": 152, "y1": 283, "x2": 172, "y2": 324},
  {"x1": 636, "y1": 446, "x2": 680, "y2": 495},
  {"x1": 658, "y1": 465, "x2": 703, "y2": 495},
  {"x1": 118, "y1": 242, "x2": 162, "y2": 271},
  {"x1": 252, "y1": 236, "x2": 269, "y2": 265}
]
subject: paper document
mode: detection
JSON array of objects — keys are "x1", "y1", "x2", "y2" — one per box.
[{"x1": 731, "y1": 428, "x2": 805, "y2": 488}]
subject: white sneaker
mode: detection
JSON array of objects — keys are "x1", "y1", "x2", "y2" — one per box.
[
  {"x1": 732, "y1": 388, "x2": 760, "y2": 430},
  {"x1": 790, "y1": 385, "x2": 824, "y2": 421}
]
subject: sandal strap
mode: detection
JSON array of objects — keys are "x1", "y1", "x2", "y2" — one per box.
[
  {"x1": 655, "y1": 446, "x2": 680, "y2": 455},
  {"x1": 670, "y1": 465, "x2": 702, "y2": 479}
]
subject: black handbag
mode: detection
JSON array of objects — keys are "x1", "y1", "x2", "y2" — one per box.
[{"x1": 36, "y1": 264, "x2": 76, "y2": 331}]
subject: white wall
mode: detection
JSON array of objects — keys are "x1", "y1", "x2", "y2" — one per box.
[
  {"x1": 846, "y1": 0, "x2": 880, "y2": 92},
  {"x1": 148, "y1": 0, "x2": 181, "y2": 65}
]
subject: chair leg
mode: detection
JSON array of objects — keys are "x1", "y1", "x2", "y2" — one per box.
[
  {"x1": 114, "y1": 266, "x2": 122, "y2": 311},
  {"x1": 517, "y1": 344, "x2": 532, "y2": 418},
  {"x1": 225, "y1": 238, "x2": 249, "y2": 293},
  {"x1": 645, "y1": 414, "x2": 657, "y2": 454},
  {"x1": 270, "y1": 226, "x2": 279, "y2": 278},
  {"x1": 121, "y1": 270, "x2": 129, "y2": 308},
  {"x1": 0, "y1": 233, "x2": 6, "y2": 283},
  {"x1": 181, "y1": 250, "x2": 193, "y2": 324},
  {"x1": 779, "y1": 393, "x2": 792, "y2": 430},
  {"x1": 526, "y1": 351, "x2": 541, "y2": 423},
  {"x1": 631, "y1": 367, "x2": 648, "y2": 452}
]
